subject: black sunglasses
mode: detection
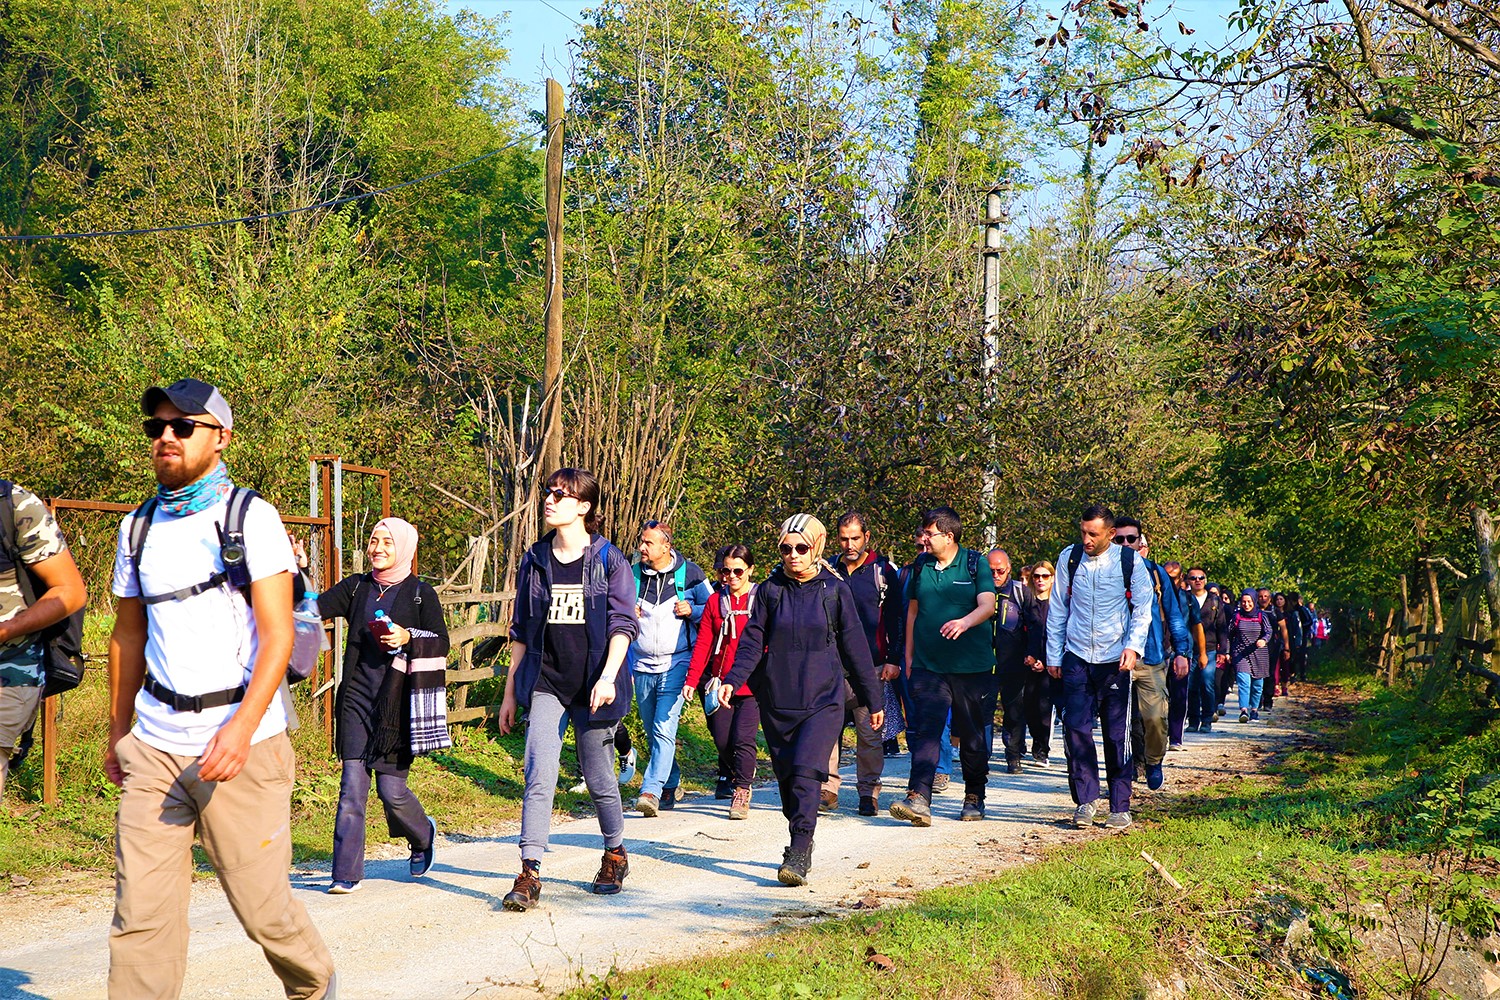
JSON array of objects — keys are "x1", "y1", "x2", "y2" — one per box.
[
  {"x1": 1113, "y1": 533, "x2": 1140, "y2": 544},
  {"x1": 1187, "y1": 574, "x2": 1206, "y2": 581},
  {"x1": 543, "y1": 487, "x2": 576, "y2": 502},
  {"x1": 779, "y1": 543, "x2": 811, "y2": 556},
  {"x1": 718, "y1": 566, "x2": 747, "y2": 577},
  {"x1": 1032, "y1": 572, "x2": 1053, "y2": 579},
  {"x1": 143, "y1": 417, "x2": 223, "y2": 440}
]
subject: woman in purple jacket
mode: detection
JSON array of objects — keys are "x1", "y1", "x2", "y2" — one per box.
[
  {"x1": 720, "y1": 514, "x2": 883, "y2": 887},
  {"x1": 1228, "y1": 589, "x2": 1273, "y2": 723},
  {"x1": 498, "y1": 468, "x2": 640, "y2": 912}
]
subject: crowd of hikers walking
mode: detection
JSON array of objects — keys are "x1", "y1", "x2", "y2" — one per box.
[{"x1": 0, "y1": 378, "x2": 1328, "y2": 999}]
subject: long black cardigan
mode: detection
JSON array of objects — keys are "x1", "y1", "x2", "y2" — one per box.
[{"x1": 315, "y1": 573, "x2": 449, "y2": 762}]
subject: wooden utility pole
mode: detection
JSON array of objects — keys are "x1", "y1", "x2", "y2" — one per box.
[{"x1": 540, "y1": 79, "x2": 566, "y2": 477}]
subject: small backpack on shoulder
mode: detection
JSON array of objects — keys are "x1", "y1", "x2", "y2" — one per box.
[{"x1": 0, "y1": 481, "x2": 85, "y2": 698}]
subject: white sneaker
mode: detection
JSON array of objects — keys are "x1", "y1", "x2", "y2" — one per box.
[
  {"x1": 569, "y1": 779, "x2": 588, "y2": 794},
  {"x1": 327, "y1": 880, "x2": 361, "y2": 894},
  {"x1": 617, "y1": 748, "x2": 637, "y2": 785}
]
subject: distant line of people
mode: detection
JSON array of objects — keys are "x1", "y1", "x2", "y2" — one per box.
[{"x1": 0, "y1": 377, "x2": 1328, "y2": 999}]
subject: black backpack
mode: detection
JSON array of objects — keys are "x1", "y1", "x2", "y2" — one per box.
[{"x1": 0, "y1": 481, "x2": 85, "y2": 699}]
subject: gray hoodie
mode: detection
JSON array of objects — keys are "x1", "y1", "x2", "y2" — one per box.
[{"x1": 629, "y1": 551, "x2": 711, "y2": 674}]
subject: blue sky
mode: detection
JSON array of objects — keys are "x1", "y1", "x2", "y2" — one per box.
[{"x1": 451, "y1": 0, "x2": 1245, "y2": 117}]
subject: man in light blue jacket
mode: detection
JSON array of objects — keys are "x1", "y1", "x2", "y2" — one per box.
[{"x1": 630, "y1": 521, "x2": 711, "y2": 816}]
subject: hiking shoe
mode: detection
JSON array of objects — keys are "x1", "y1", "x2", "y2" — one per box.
[
  {"x1": 636, "y1": 793, "x2": 659, "y2": 817},
  {"x1": 1033, "y1": 753, "x2": 1050, "y2": 767},
  {"x1": 590, "y1": 846, "x2": 629, "y2": 895},
  {"x1": 960, "y1": 794, "x2": 985, "y2": 821},
  {"x1": 728, "y1": 787, "x2": 751, "y2": 820},
  {"x1": 617, "y1": 748, "x2": 637, "y2": 785},
  {"x1": 410, "y1": 815, "x2": 437, "y2": 878},
  {"x1": 1239, "y1": 711, "x2": 1250, "y2": 723},
  {"x1": 1168, "y1": 742, "x2": 1184, "y2": 752},
  {"x1": 819, "y1": 789, "x2": 839, "y2": 812},
  {"x1": 883, "y1": 738, "x2": 903, "y2": 758},
  {"x1": 715, "y1": 776, "x2": 732, "y2": 800},
  {"x1": 932, "y1": 773, "x2": 951, "y2": 793},
  {"x1": 1146, "y1": 763, "x2": 1165, "y2": 791},
  {"x1": 661, "y1": 786, "x2": 677, "y2": 810},
  {"x1": 327, "y1": 880, "x2": 361, "y2": 894},
  {"x1": 502, "y1": 862, "x2": 541, "y2": 911},
  {"x1": 889, "y1": 793, "x2": 933, "y2": 827},
  {"x1": 858, "y1": 795, "x2": 878, "y2": 817},
  {"x1": 1072, "y1": 802, "x2": 1097, "y2": 828},
  {"x1": 1006, "y1": 758, "x2": 1023, "y2": 775},
  {"x1": 1106, "y1": 811, "x2": 1133, "y2": 830},
  {"x1": 1200, "y1": 722, "x2": 1214, "y2": 734},
  {"x1": 1250, "y1": 710, "x2": 1261, "y2": 721},
  {"x1": 778, "y1": 844, "x2": 814, "y2": 886}
]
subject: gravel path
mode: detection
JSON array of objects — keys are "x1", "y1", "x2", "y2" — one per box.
[{"x1": 1, "y1": 693, "x2": 1327, "y2": 1000}]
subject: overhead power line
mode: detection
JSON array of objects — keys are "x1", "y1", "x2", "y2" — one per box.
[{"x1": 0, "y1": 125, "x2": 549, "y2": 243}]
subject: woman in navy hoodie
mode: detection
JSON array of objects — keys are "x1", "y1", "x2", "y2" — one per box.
[
  {"x1": 721, "y1": 514, "x2": 882, "y2": 887},
  {"x1": 499, "y1": 468, "x2": 640, "y2": 912}
]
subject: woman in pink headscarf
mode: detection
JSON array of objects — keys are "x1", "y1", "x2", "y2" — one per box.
[{"x1": 309, "y1": 518, "x2": 450, "y2": 893}]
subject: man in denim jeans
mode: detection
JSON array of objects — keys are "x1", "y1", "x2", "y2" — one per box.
[{"x1": 629, "y1": 521, "x2": 710, "y2": 815}]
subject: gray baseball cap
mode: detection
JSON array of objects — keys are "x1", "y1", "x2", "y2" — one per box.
[{"x1": 141, "y1": 378, "x2": 234, "y2": 430}]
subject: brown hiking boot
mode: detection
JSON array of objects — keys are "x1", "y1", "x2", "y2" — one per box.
[
  {"x1": 932, "y1": 772, "x2": 951, "y2": 793},
  {"x1": 590, "y1": 846, "x2": 629, "y2": 895},
  {"x1": 636, "y1": 793, "x2": 659, "y2": 817},
  {"x1": 728, "y1": 786, "x2": 751, "y2": 820},
  {"x1": 819, "y1": 789, "x2": 839, "y2": 812},
  {"x1": 888, "y1": 793, "x2": 932, "y2": 827},
  {"x1": 502, "y1": 862, "x2": 541, "y2": 912}
]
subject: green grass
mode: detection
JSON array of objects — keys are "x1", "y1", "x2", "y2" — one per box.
[
  {"x1": 564, "y1": 650, "x2": 1500, "y2": 1000},
  {"x1": 0, "y1": 611, "x2": 743, "y2": 887}
]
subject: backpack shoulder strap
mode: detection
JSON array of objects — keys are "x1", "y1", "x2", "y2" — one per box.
[
  {"x1": 224, "y1": 487, "x2": 258, "y2": 537},
  {"x1": 965, "y1": 547, "x2": 980, "y2": 582},
  {"x1": 631, "y1": 560, "x2": 642, "y2": 593},
  {"x1": 673, "y1": 559, "x2": 688, "y2": 600},
  {"x1": 1121, "y1": 546, "x2": 1135, "y2": 611},
  {"x1": 128, "y1": 497, "x2": 161, "y2": 609},
  {"x1": 1064, "y1": 544, "x2": 1084, "y2": 607}
]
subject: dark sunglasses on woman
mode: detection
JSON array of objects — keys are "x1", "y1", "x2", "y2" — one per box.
[{"x1": 778, "y1": 543, "x2": 811, "y2": 556}]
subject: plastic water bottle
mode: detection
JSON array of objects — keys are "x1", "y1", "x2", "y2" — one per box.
[{"x1": 288, "y1": 591, "x2": 326, "y2": 682}]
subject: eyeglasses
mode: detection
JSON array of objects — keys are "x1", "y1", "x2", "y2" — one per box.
[
  {"x1": 718, "y1": 566, "x2": 747, "y2": 577},
  {"x1": 1032, "y1": 572, "x2": 1053, "y2": 579},
  {"x1": 543, "y1": 488, "x2": 576, "y2": 503},
  {"x1": 143, "y1": 417, "x2": 223, "y2": 439},
  {"x1": 1113, "y1": 533, "x2": 1140, "y2": 544},
  {"x1": 779, "y1": 543, "x2": 812, "y2": 556}
]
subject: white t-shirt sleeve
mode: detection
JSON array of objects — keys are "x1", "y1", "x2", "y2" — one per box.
[
  {"x1": 112, "y1": 515, "x2": 140, "y2": 598},
  {"x1": 243, "y1": 498, "x2": 296, "y2": 583}
]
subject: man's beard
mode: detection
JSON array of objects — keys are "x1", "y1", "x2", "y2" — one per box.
[{"x1": 154, "y1": 450, "x2": 216, "y2": 489}]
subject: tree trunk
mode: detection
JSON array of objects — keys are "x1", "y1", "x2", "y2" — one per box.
[{"x1": 1473, "y1": 507, "x2": 1500, "y2": 675}]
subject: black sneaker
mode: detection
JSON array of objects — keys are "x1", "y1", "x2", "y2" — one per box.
[
  {"x1": 889, "y1": 793, "x2": 932, "y2": 827},
  {"x1": 715, "y1": 776, "x2": 732, "y2": 800},
  {"x1": 661, "y1": 786, "x2": 677, "y2": 810},
  {"x1": 1006, "y1": 758, "x2": 1022, "y2": 775},
  {"x1": 590, "y1": 846, "x2": 629, "y2": 895},
  {"x1": 960, "y1": 794, "x2": 985, "y2": 821},
  {"x1": 883, "y1": 738, "x2": 903, "y2": 757},
  {"x1": 777, "y1": 843, "x2": 813, "y2": 886},
  {"x1": 503, "y1": 861, "x2": 541, "y2": 912},
  {"x1": 858, "y1": 795, "x2": 877, "y2": 817},
  {"x1": 410, "y1": 815, "x2": 437, "y2": 878}
]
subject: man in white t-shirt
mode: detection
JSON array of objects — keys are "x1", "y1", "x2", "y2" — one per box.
[{"x1": 106, "y1": 379, "x2": 334, "y2": 1000}]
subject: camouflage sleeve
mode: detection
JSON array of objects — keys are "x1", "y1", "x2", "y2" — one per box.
[{"x1": 9, "y1": 485, "x2": 68, "y2": 565}]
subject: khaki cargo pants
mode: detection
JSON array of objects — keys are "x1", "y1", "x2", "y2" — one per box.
[{"x1": 109, "y1": 731, "x2": 334, "y2": 1000}]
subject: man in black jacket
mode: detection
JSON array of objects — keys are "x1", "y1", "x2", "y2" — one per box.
[{"x1": 1186, "y1": 569, "x2": 1227, "y2": 733}]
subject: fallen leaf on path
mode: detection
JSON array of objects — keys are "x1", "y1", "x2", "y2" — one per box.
[
  {"x1": 856, "y1": 861, "x2": 870, "y2": 869},
  {"x1": 894, "y1": 876, "x2": 913, "y2": 888},
  {"x1": 10, "y1": 874, "x2": 31, "y2": 888},
  {"x1": 864, "y1": 946, "x2": 895, "y2": 971}
]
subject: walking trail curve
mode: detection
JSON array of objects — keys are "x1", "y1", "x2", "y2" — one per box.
[{"x1": 1, "y1": 690, "x2": 1340, "y2": 1000}]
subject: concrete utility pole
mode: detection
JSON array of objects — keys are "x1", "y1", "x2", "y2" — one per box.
[
  {"x1": 981, "y1": 184, "x2": 1005, "y2": 548},
  {"x1": 541, "y1": 78, "x2": 565, "y2": 476}
]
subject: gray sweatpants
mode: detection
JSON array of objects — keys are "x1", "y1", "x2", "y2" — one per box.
[{"x1": 520, "y1": 691, "x2": 624, "y2": 861}]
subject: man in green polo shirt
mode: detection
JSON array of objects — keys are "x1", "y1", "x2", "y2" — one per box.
[{"x1": 889, "y1": 506, "x2": 997, "y2": 826}]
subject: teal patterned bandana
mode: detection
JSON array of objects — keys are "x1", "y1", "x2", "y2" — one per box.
[{"x1": 157, "y1": 461, "x2": 234, "y2": 517}]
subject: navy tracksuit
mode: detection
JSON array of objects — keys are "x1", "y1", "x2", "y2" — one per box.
[{"x1": 725, "y1": 567, "x2": 881, "y2": 851}]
